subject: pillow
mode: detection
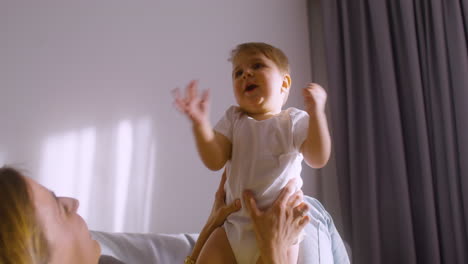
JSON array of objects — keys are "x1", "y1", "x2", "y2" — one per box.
[{"x1": 92, "y1": 196, "x2": 350, "y2": 263}]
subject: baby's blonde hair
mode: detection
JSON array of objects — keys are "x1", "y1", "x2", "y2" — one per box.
[{"x1": 229, "y1": 42, "x2": 290, "y2": 74}]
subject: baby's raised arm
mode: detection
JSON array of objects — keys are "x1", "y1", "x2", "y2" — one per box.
[
  {"x1": 300, "y1": 83, "x2": 332, "y2": 168},
  {"x1": 173, "y1": 80, "x2": 231, "y2": 171}
]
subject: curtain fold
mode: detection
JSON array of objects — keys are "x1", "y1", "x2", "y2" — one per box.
[{"x1": 316, "y1": 0, "x2": 468, "y2": 263}]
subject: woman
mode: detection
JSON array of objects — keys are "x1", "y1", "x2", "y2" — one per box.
[
  {"x1": 0, "y1": 166, "x2": 100, "y2": 263},
  {"x1": 0, "y1": 166, "x2": 309, "y2": 263}
]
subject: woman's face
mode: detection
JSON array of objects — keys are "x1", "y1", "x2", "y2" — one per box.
[{"x1": 26, "y1": 177, "x2": 101, "y2": 264}]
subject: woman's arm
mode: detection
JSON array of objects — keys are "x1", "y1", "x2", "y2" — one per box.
[
  {"x1": 185, "y1": 170, "x2": 240, "y2": 263},
  {"x1": 243, "y1": 179, "x2": 311, "y2": 264}
]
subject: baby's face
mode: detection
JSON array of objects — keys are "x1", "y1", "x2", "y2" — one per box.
[{"x1": 232, "y1": 52, "x2": 290, "y2": 116}]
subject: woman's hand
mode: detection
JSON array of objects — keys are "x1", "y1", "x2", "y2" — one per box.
[
  {"x1": 188, "y1": 170, "x2": 240, "y2": 263},
  {"x1": 206, "y1": 170, "x2": 241, "y2": 230},
  {"x1": 173, "y1": 80, "x2": 211, "y2": 126},
  {"x1": 243, "y1": 178, "x2": 310, "y2": 264}
]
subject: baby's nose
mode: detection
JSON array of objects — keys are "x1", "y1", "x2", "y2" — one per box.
[{"x1": 242, "y1": 70, "x2": 253, "y2": 79}]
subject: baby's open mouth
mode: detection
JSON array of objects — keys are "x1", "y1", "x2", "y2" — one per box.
[{"x1": 245, "y1": 84, "x2": 258, "y2": 92}]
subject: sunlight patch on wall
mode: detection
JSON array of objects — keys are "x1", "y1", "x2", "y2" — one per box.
[
  {"x1": 113, "y1": 120, "x2": 133, "y2": 232},
  {"x1": 74, "y1": 128, "x2": 96, "y2": 220},
  {"x1": 109, "y1": 117, "x2": 156, "y2": 232},
  {"x1": 36, "y1": 118, "x2": 157, "y2": 233},
  {"x1": 143, "y1": 140, "x2": 156, "y2": 232},
  {"x1": 39, "y1": 128, "x2": 96, "y2": 220},
  {"x1": 129, "y1": 117, "x2": 156, "y2": 232},
  {"x1": 39, "y1": 132, "x2": 79, "y2": 194}
]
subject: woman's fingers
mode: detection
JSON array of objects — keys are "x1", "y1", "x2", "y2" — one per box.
[
  {"x1": 243, "y1": 191, "x2": 261, "y2": 219},
  {"x1": 222, "y1": 199, "x2": 241, "y2": 218},
  {"x1": 215, "y1": 170, "x2": 227, "y2": 199},
  {"x1": 288, "y1": 189, "x2": 304, "y2": 208},
  {"x1": 298, "y1": 215, "x2": 311, "y2": 228},
  {"x1": 219, "y1": 169, "x2": 227, "y2": 189},
  {"x1": 293, "y1": 202, "x2": 310, "y2": 222},
  {"x1": 272, "y1": 178, "x2": 297, "y2": 210}
]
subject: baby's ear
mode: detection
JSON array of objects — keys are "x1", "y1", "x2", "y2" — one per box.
[{"x1": 281, "y1": 74, "x2": 292, "y2": 93}]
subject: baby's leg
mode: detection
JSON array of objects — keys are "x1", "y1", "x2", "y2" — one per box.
[
  {"x1": 197, "y1": 226, "x2": 237, "y2": 264},
  {"x1": 256, "y1": 244, "x2": 300, "y2": 264}
]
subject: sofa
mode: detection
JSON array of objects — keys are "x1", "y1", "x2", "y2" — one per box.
[{"x1": 92, "y1": 196, "x2": 351, "y2": 264}]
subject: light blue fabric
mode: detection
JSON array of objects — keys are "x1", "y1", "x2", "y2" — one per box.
[
  {"x1": 93, "y1": 196, "x2": 350, "y2": 264},
  {"x1": 299, "y1": 196, "x2": 351, "y2": 263}
]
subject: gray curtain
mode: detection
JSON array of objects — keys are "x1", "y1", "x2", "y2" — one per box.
[{"x1": 313, "y1": 0, "x2": 468, "y2": 263}]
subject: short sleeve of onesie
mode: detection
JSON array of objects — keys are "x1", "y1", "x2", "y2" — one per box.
[
  {"x1": 213, "y1": 106, "x2": 239, "y2": 142},
  {"x1": 290, "y1": 108, "x2": 310, "y2": 150}
]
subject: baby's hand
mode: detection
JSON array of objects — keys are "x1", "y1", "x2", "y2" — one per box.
[
  {"x1": 173, "y1": 80, "x2": 210, "y2": 125},
  {"x1": 303, "y1": 83, "x2": 327, "y2": 114}
]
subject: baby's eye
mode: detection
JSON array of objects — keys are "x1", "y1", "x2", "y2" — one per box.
[
  {"x1": 252, "y1": 63, "x2": 264, "y2": 69},
  {"x1": 234, "y1": 70, "x2": 243, "y2": 78}
]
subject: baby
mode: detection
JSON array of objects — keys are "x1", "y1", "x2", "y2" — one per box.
[{"x1": 174, "y1": 42, "x2": 331, "y2": 264}]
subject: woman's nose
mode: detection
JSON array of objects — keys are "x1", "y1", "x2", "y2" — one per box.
[
  {"x1": 60, "y1": 197, "x2": 80, "y2": 213},
  {"x1": 71, "y1": 198, "x2": 79, "y2": 212}
]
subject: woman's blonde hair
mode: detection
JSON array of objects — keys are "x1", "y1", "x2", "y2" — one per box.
[
  {"x1": 229, "y1": 42, "x2": 290, "y2": 74},
  {"x1": 0, "y1": 167, "x2": 50, "y2": 264}
]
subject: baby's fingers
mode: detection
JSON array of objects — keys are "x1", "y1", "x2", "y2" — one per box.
[
  {"x1": 201, "y1": 88, "x2": 210, "y2": 103},
  {"x1": 172, "y1": 88, "x2": 186, "y2": 110},
  {"x1": 171, "y1": 87, "x2": 182, "y2": 99},
  {"x1": 302, "y1": 87, "x2": 314, "y2": 95},
  {"x1": 186, "y1": 80, "x2": 199, "y2": 101},
  {"x1": 199, "y1": 88, "x2": 211, "y2": 110},
  {"x1": 173, "y1": 97, "x2": 187, "y2": 113}
]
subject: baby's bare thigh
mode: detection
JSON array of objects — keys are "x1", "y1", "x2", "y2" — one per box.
[{"x1": 197, "y1": 227, "x2": 237, "y2": 264}]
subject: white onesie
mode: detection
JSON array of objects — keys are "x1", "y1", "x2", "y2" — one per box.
[{"x1": 214, "y1": 106, "x2": 309, "y2": 264}]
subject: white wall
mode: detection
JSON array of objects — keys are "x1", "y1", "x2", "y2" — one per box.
[{"x1": 0, "y1": 0, "x2": 316, "y2": 233}]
